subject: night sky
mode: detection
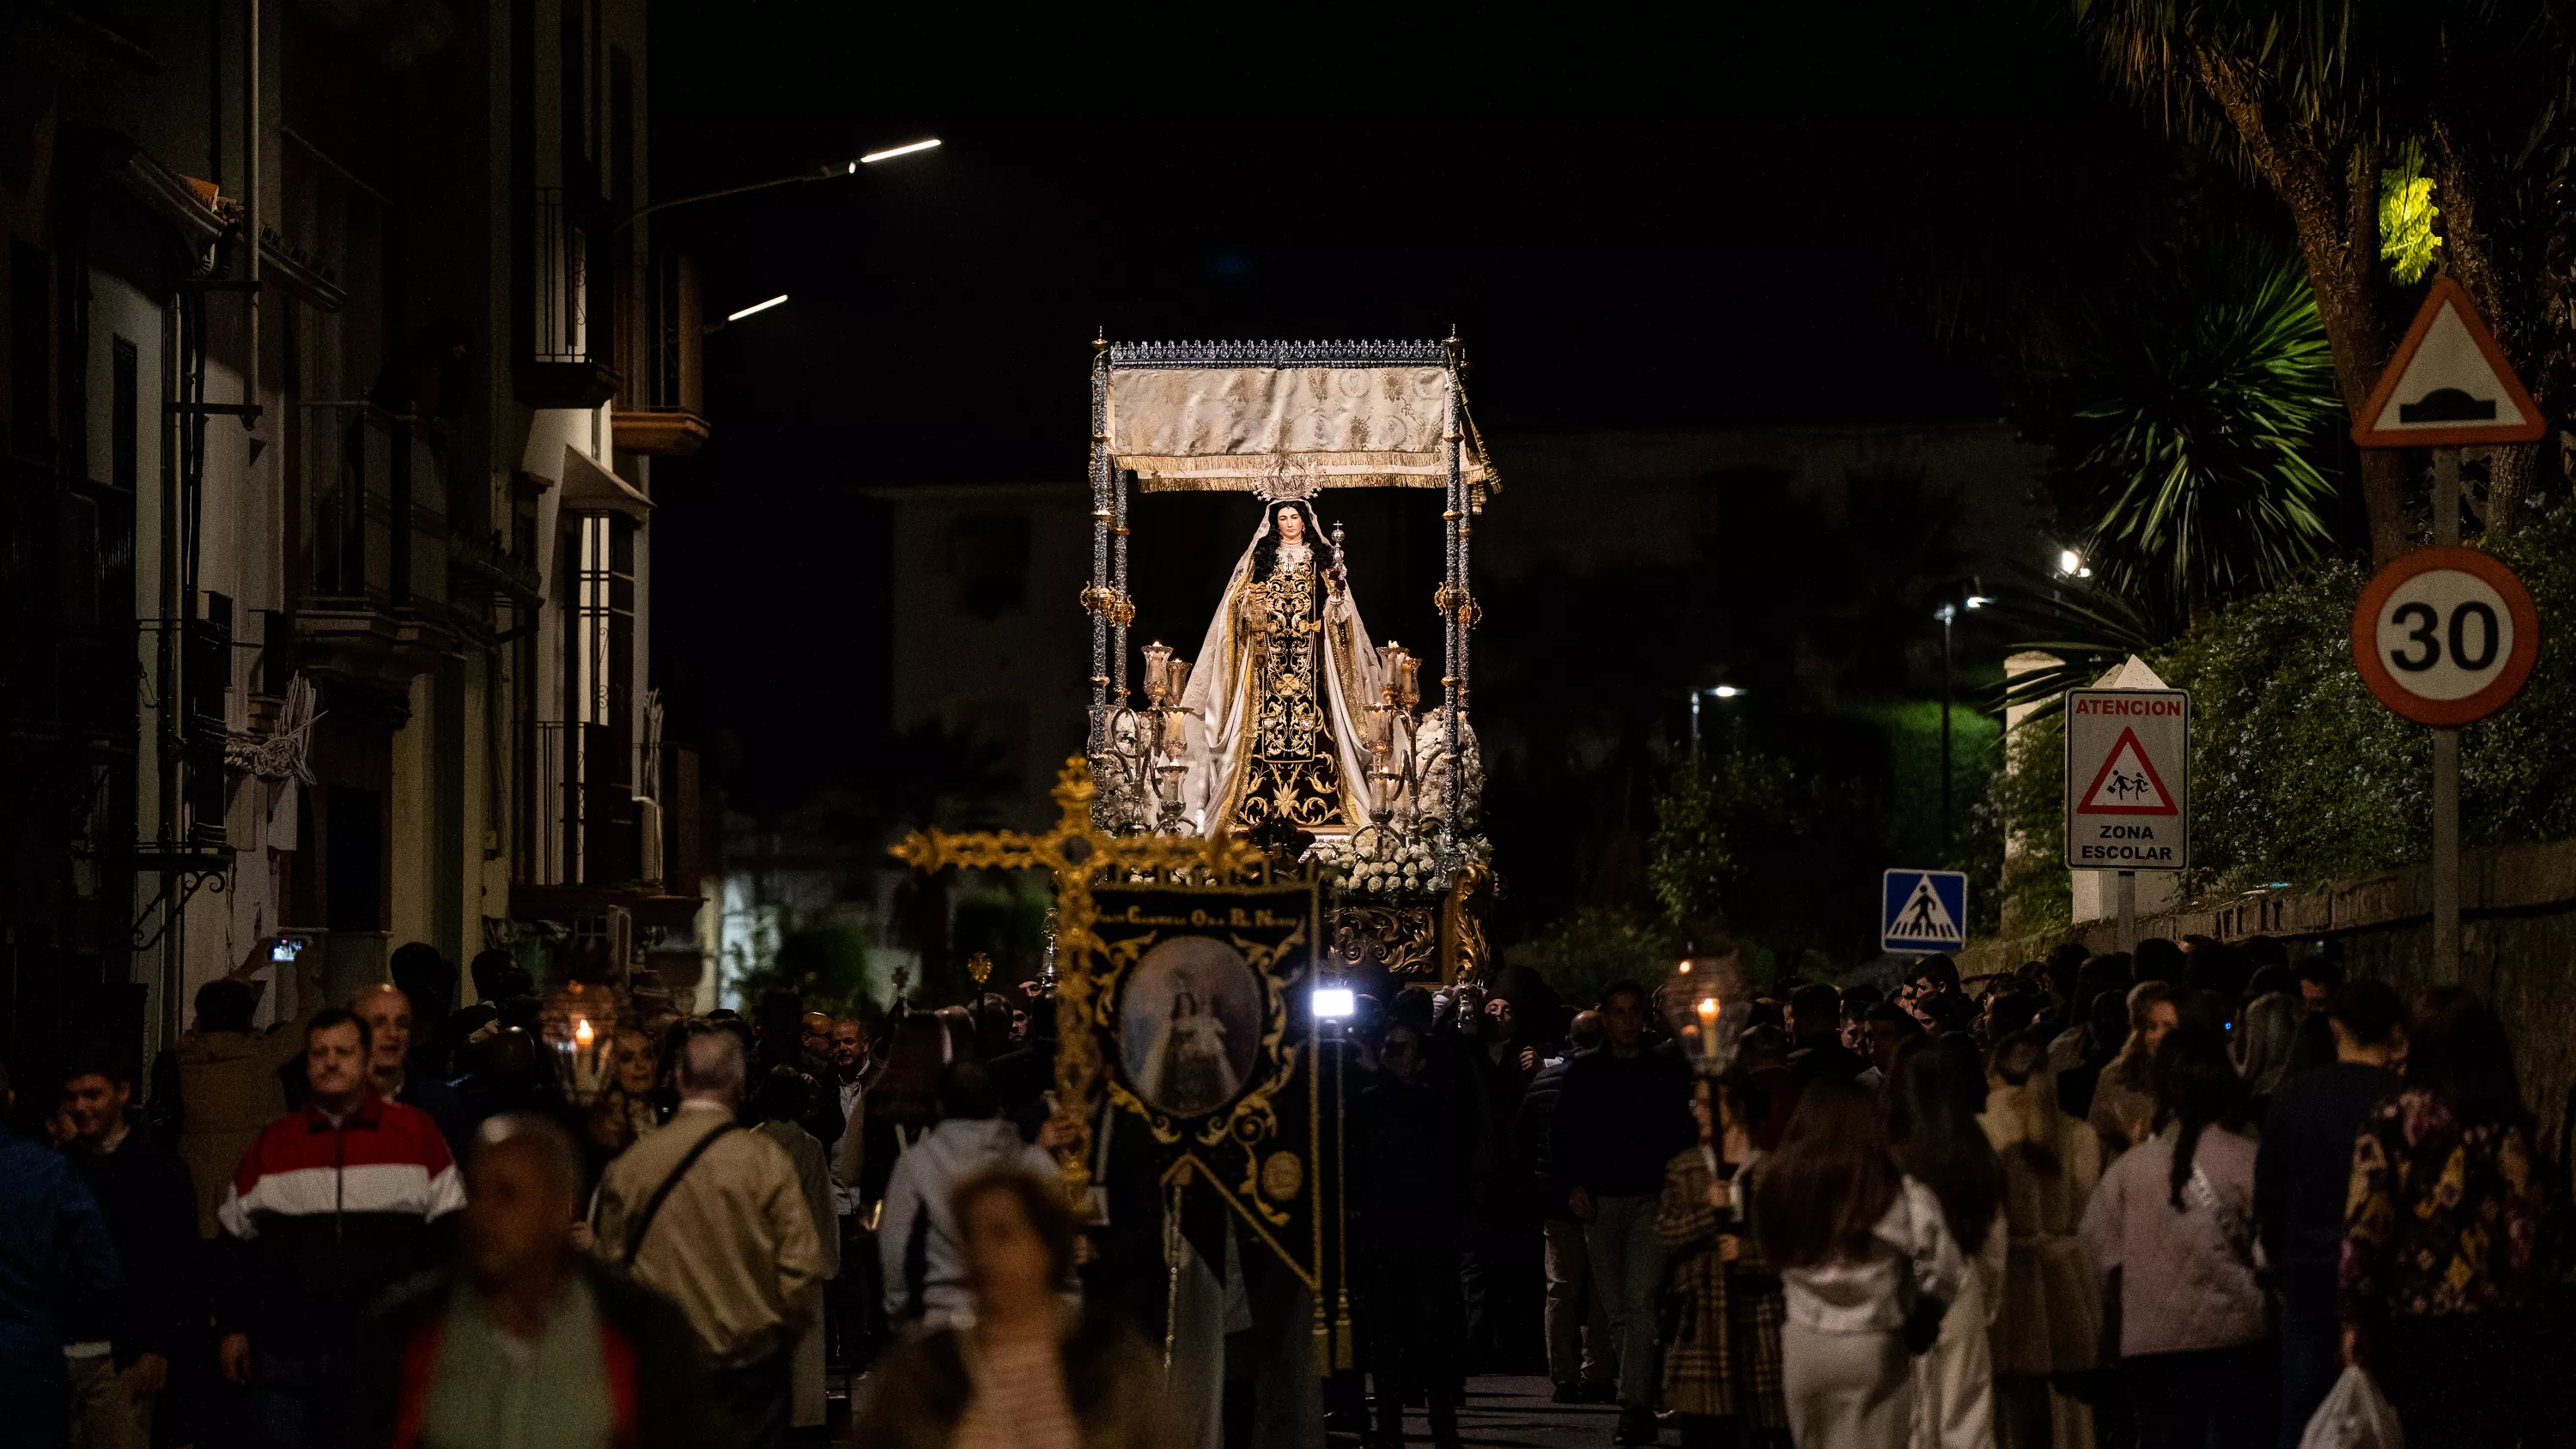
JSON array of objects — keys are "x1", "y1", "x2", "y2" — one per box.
[{"x1": 642, "y1": 1, "x2": 2176, "y2": 812}]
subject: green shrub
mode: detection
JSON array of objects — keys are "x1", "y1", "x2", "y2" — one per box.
[{"x1": 1990, "y1": 502, "x2": 2576, "y2": 908}]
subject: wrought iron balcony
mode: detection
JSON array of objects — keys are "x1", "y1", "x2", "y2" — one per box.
[
  {"x1": 293, "y1": 402, "x2": 456, "y2": 694},
  {"x1": 524, "y1": 720, "x2": 641, "y2": 890},
  {"x1": 517, "y1": 187, "x2": 621, "y2": 409}
]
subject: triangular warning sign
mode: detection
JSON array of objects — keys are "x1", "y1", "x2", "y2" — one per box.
[
  {"x1": 2078, "y1": 727, "x2": 2178, "y2": 816},
  {"x1": 2353, "y1": 276, "x2": 2545, "y2": 447},
  {"x1": 1893, "y1": 876, "x2": 1962, "y2": 944}
]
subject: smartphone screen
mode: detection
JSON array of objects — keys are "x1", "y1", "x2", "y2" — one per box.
[{"x1": 271, "y1": 937, "x2": 303, "y2": 962}]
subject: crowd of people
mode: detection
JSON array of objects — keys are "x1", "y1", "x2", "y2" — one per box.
[{"x1": 0, "y1": 930, "x2": 2564, "y2": 1449}]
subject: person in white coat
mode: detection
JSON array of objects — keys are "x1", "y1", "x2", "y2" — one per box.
[
  {"x1": 879, "y1": 1061, "x2": 1062, "y2": 1330},
  {"x1": 1885, "y1": 1037, "x2": 2006, "y2": 1449},
  {"x1": 1757, "y1": 1077, "x2": 1965, "y2": 1449}
]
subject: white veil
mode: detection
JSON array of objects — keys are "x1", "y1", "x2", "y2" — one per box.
[{"x1": 1175, "y1": 502, "x2": 1390, "y2": 834}]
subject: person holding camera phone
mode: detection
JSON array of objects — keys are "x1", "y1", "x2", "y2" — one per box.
[{"x1": 171, "y1": 919, "x2": 326, "y2": 1238}]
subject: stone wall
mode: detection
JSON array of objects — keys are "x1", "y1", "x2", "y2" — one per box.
[{"x1": 1959, "y1": 838, "x2": 2576, "y2": 1143}]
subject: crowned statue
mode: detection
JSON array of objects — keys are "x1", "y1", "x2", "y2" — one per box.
[{"x1": 1174, "y1": 467, "x2": 1390, "y2": 837}]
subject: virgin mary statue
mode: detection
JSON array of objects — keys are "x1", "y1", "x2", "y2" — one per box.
[{"x1": 1176, "y1": 494, "x2": 1388, "y2": 837}]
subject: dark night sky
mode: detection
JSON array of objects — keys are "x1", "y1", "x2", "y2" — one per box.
[{"x1": 641, "y1": 2, "x2": 2173, "y2": 806}]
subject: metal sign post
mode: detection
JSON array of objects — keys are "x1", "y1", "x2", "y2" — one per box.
[
  {"x1": 2432, "y1": 447, "x2": 2461, "y2": 980},
  {"x1": 2348, "y1": 276, "x2": 2547, "y2": 985}
]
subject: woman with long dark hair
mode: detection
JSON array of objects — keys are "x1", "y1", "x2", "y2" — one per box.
[
  {"x1": 2076, "y1": 1022, "x2": 2265, "y2": 1448},
  {"x1": 1886, "y1": 1038, "x2": 2005, "y2": 1449},
  {"x1": 2342, "y1": 987, "x2": 2548, "y2": 1445},
  {"x1": 1754, "y1": 1078, "x2": 1962, "y2": 1449}
]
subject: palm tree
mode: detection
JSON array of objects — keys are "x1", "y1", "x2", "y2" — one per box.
[{"x1": 2041, "y1": 246, "x2": 2343, "y2": 621}]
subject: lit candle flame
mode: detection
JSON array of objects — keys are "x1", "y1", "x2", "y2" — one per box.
[
  {"x1": 574, "y1": 1018, "x2": 594, "y2": 1049},
  {"x1": 1697, "y1": 997, "x2": 1720, "y2": 1025}
]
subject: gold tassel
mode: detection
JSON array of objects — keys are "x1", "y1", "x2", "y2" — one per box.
[
  {"x1": 1312, "y1": 1301, "x2": 1331, "y2": 1378},
  {"x1": 1334, "y1": 1300, "x2": 1354, "y2": 1369}
]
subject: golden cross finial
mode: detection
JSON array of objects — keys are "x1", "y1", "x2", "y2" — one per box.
[{"x1": 891, "y1": 756, "x2": 1267, "y2": 1202}]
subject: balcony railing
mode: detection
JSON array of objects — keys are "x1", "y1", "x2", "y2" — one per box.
[
  {"x1": 297, "y1": 402, "x2": 451, "y2": 616},
  {"x1": 532, "y1": 186, "x2": 589, "y2": 364},
  {"x1": 526, "y1": 720, "x2": 640, "y2": 888},
  {"x1": 519, "y1": 187, "x2": 619, "y2": 409}
]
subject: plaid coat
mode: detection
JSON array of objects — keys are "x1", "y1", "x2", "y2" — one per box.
[{"x1": 1656, "y1": 1148, "x2": 1788, "y2": 1431}]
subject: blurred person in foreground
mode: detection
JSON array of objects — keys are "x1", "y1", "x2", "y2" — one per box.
[
  {"x1": 2341, "y1": 988, "x2": 2550, "y2": 1446},
  {"x1": 592, "y1": 1024, "x2": 822, "y2": 1449},
  {"x1": 856, "y1": 1168, "x2": 1177, "y2": 1449},
  {"x1": 351, "y1": 1114, "x2": 708, "y2": 1449}
]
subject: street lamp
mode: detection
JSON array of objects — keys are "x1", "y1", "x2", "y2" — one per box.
[
  {"x1": 1688, "y1": 686, "x2": 1746, "y2": 770},
  {"x1": 1933, "y1": 595, "x2": 1990, "y2": 849},
  {"x1": 701, "y1": 294, "x2": 789, "y2": 336},
  {"x1": 2057, "y1": 549, "x2": 2093, "y2": 579},
  {"x1": 617, "y1": 136, "x2": 943, "y2": 232}
]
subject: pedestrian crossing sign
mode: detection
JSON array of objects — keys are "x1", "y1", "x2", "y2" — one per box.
[{"x1": 1881, "y1": 869, "x2": 1968, "y2": 954}]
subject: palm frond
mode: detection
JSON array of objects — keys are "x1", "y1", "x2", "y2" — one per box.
[
  {"x1": 1985, "y1": 565, "x2": 2166, "y2": 720},
  {"x1": 2039, "y1": 246, "x2": 2344, "y2": 616}
]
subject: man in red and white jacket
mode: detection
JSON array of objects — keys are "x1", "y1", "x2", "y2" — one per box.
[{"x1": 216, "y1": 1006, "x2": 465, "y2": 1449}]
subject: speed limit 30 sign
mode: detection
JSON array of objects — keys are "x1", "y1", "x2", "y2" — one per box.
[{"x1": 2350, "y1": 546, "x2": 2540, "y2": 726}]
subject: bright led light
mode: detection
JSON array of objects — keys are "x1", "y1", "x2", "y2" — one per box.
[
  {"x1": 1965, "y1": 595, "x2": 1993, "y2": 609},
  {"x1": 1311, "y1": 987, "x2": 1355, "y2": 1021},
  {"x1": 726, "y1": 294, "x2": 788, "y2": 322},
  {"x1": 2057, "y1": 549, "x2": 2082, "y2": 576},
  {"x1": 860, "y1": 138, "x2": 942, "y2": 164},
  {"x1": 1712, "y1": 686, "x2": 1741, "y2": 698}
]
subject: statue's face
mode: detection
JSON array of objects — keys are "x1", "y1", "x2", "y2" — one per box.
[{"x1": 1274, "y1": 506, "x2": 1304, "y2": 544}]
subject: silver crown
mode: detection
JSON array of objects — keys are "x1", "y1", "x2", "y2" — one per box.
[{"x1": 1251, "y1": 453, "x2": 1323, "y2": 504}]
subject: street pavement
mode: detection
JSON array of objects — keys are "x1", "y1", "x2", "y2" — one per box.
[{"x1": 1382, "y1": 1377, "x2": 1623, "y2": 1449}]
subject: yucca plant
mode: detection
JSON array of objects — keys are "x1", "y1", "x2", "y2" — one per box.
[{"x1": 2041, "y1": 246, "x2": 2344, "y2": 620}]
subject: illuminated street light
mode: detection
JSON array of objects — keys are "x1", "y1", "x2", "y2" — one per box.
[
  {"x1": 860, "y1": 138, "x2": 943, "y2": 165},
  {"x1": 726, "y1": 294, "x2": 788, "y2": 323},
  {"x1": 1711, "y1": 685, "x2": 1742, "y2": 699}
]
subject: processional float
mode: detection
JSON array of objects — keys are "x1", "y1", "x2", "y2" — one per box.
[{"x1": 892, "y1": 333, "x2": 1502, "y2": 1376}]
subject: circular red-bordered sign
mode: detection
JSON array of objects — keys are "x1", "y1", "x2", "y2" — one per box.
[{"x1": 2349, "y1": 546, "x2": 2540, "y2": 726}]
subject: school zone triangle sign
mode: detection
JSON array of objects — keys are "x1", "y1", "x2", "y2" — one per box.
[{"x1": 2078, "y1": 727, "x2": 2178, "y2": 815}]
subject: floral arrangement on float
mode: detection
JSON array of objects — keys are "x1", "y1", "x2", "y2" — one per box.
[{"x1": 1308, "y1": 822, "x2": 1489, "y2": 903}]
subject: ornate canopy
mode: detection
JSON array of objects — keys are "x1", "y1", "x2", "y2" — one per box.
[{"x1": 1105, "y1": 339, "x2": 1497, "y2": 509}]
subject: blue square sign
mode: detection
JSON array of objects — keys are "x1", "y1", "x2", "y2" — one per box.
[{"x1": 1882, "y1": 870, "x2": 1968, "y2": 954}]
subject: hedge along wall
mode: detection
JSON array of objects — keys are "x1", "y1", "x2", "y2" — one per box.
[
  {"x1": 1988, "y1": 501, "x2": 2576, "y2": 934},
  {"x1": 1960, "y1": 835, "x2": 2576, "y2": 1153}
]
